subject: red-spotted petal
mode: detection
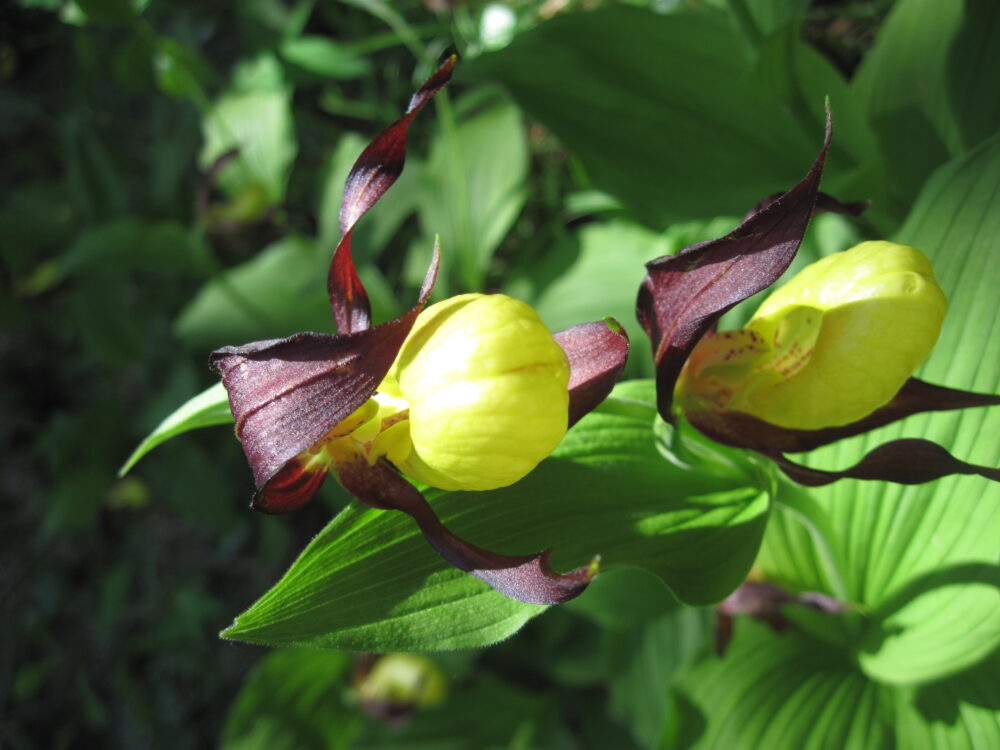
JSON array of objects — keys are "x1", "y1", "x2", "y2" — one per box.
[{"x1": 637, "y1": 111, "x2": 832, "y2": 421}]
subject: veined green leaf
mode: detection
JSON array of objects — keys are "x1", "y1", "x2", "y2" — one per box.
[
  {"x1": 222, "y1": 381, "x2": 770, "y2": 651},
  {"x1": 468, "y1": 4, "x2": 817, "y2": 228},
  {"x1": 668, "y1": 622, "x2": 893, "y2": 750},
  {"x1": 200, "y1": 56, "x2": 296, "y2": 204},
  {"x1": 418, "y1": 95, "x2": 528, "y2": 291}
]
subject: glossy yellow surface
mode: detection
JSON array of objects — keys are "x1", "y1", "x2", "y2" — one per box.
[
  {"x1": 384, "y1": 294, "x2": 570, "y2": 490},
  {"x1": 680, "y1": 241, "x2": 947, "y2": 429}
]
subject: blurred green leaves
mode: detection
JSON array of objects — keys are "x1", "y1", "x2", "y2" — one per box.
[
  {"x1": 8, "y1": 0, "x2": 1000, "y2": 747},
  {"x1": 469, "y1": 5, "x2": 817, "y2": 227},
  {"x1": 200, "y1": 55, "x2": 297, "y2": 206}
]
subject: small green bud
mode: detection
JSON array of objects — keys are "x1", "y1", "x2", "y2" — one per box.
[
  {"x1": 679, "y1": 241, "x2": 947, "y2": 429},
  {"x1": 384, "y1": 294, "x2": 570, "y2": 491}
]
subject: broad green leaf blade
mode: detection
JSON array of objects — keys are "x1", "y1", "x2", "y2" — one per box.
[
  {"x1": 608, "y1": 606, "x2": 711, "y2": 749},
  {"x1": 418, "y1": 95, "x2": 528, "y2": 291},
  {"x1": 175, "y1": 236, "x2": 332, "y2": 350},
  {"x1": 200, "y1": 56, "x2": 297, "y2": 204},
  {"x1": 760, "y1": 133, "x2": 1000, "y2": 684},
  {"x1": 118, "y1": 382, "x2": 232, "y2": 476},
  {"x1": 222, "y1": 650, "x2": 360, "y2": 750},
  {"x1": 511, "y1": 220, "x2": 673, "y2": 379},
  {"x1": 222, "y1": 381, "x2": 770, "y2": 651},
  {"x1": 850, "y1": 0, "x2": 1000, "y2": 212},
  {"x1": 893, "y1": 651, "x2": 1000, "y2": 749},
  {"x1": 468, "y1": 5, "x2": 816, "y2": 228},
  {"x1": 668, "y1": 622, "x2": 893, "y2": 750}
]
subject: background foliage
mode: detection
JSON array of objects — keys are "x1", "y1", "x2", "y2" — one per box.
[{"x1": 3, "y1": 0, "x2": 998, "y2": 748}]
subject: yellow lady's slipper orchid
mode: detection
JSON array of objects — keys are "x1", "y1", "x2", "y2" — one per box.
[
  {"x1": 382, "y1": 294, "x2": 570, "y2": 491},
  {"x1": 212, "y1": 58, "x2": 628, "y2": 605},
  {"x1": 678, "y1": 241, "x2": 948, "y2": 429}
]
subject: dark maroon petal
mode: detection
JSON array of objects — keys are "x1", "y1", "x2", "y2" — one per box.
[
  {"x1": 210, "y1": 250, "x2": 440, "y2": 504},
  {"x1": 328, "y1": 56, "x2": 456, "y2": 334},
  {"x1": 772, "y1": 439, "x2": 1000, "y2": 487},
  {"x1": 714, "y1": 581, "x2": 847, "y2": 655},
  {"x1": 687, "y1": 378, "x2": 1000, "y2": 453},
  {"x1": 637, "y1": 112, "x2": 832, "y2": 421},
  {"x1": 335, "y1": 456, "x2": 595, "y2": 605},
  {"x1": 554, "y1": 318, "x2": 630, "y2": 427},
  {"x1": 253, "y1": 457, "x2": 330, "y2": 514}
]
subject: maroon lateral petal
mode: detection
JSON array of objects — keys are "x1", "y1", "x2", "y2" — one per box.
[
  {"x1": 210, "y1": 249, "x2": 440, "y2": 508},
  {"x1": 772, "y1": 439, "x2": 1000, "y2": 487},
  {"x1": 335, "y1": 456, "x2": 595, "y2": 605},
  {"x1": 554, "y1": 318, "x2": 630, "y2": 427},
  {"x1": 253, "y1": 457, "x2": 331, "y2": 514},
  {"x1": 714, "y1": 581, "x2": 847, "y2": 655},
  {"x1": 637, "y1": 112, "x2": 832, "y2": 421},
  {"x1": 688, "y1": 378, "x2": 1000, "y2": 454},
  {"x1": 328, "y1": 56, "x2": 456, "y2": 334}
]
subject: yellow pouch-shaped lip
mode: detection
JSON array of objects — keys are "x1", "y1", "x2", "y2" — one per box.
[
  {"x1": 737, "y1": 241, "x2": 948, "y2": 429},
  {"x1": 385, "y1": 293, "x2": 570, "y2": 491},
  {"x1": 679, "y1": 241, "x2": 948, "y2": 430}
]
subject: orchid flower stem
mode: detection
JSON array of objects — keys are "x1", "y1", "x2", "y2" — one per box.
[{"x1": 774, "y1": 481, "x2": 851, "y2": 602}]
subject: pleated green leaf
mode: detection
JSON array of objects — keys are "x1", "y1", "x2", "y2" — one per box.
[
  {"x1": 221, "y1": 381, "x2": 770, "y2": 651},
  {"x1": 668, "y1": 622, "x2": 893, "y2": 750}
]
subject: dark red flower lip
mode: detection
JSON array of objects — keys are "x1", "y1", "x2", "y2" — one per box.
[{"x1": 210, "y1": 57, "x2": 630, "y2": 605}]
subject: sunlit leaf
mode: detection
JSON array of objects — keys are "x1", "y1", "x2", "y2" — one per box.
[
  {"x1": 221, "y1": 381, "x2": 770, "y2": 651},
  {"x1": 469, "y1": 5, "x2": 816, "y2": 227},
  {"x1": 668, "y1": 622, "x2": 892, "y2": 749},
  {"x1": 200, "y1": 56, "x2": 296, "y2": 203},
  {"x1": 419, "y1": 95, "x2": 528, "y2": 291},
  {"x1": 175, "y1": 236, "x2": 331, "y2": 349}
]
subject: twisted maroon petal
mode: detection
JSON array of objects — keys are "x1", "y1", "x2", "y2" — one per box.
[
  {"x1": 637, "y1": 111, "x2": 832, "y2": 422},
  {"x1": 771, "y1": 440, "x2": 1000, "y2": 487},
  {"x1": 555, "y1": 318, "x2": 630, "y2": 427},
  {"x1": 687, "y1": 378, "x2": 1000, "y2": 487},
  {"x1": 210, "y1": 250, "x2": 440, "y2": 512},
  {"x1": 335, "y1": 455, "x2": 595, "y2": 605},
  {"x1": 688, "y1": 379, "x2": 1000, "y2": 454},
  {"x1": 329, "y1": 56, "x2": 456, "y2": 334}
]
